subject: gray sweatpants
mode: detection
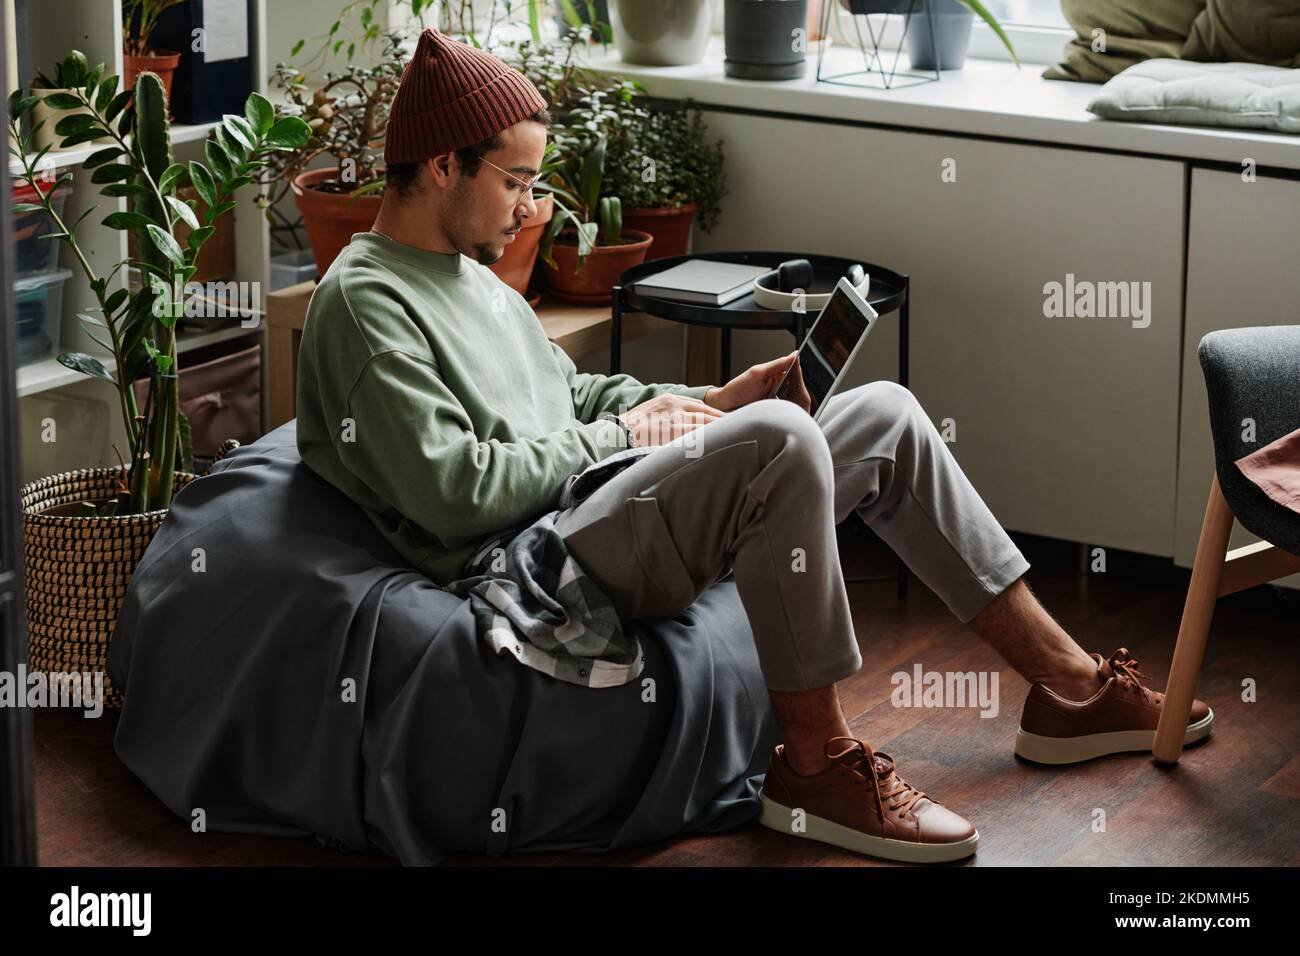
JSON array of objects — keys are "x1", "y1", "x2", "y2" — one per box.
[{"x1": 550, "y1": 381, "x2": 1031, "y2": 693}]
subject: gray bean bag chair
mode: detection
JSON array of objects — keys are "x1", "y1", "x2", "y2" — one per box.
[{"x1": 107, "y1": 420, "x2": 779, "y2": 865}]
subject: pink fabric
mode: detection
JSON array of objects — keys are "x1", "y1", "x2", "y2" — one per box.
[{"x1": 1235, "y1": 426, "x2": 1300, "y2": 515}]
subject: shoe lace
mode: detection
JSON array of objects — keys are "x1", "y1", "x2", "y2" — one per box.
[
  {"x1": 1108, "y1": 647, "x2": 1158, "y2": 704},
  {"x1": 825, "y1": 736, "x2": 930, "y2": 821}
]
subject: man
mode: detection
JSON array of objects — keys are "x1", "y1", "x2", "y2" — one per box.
[{"x1": 295, "y1": 29, "x2": 1213, "y2": 864}]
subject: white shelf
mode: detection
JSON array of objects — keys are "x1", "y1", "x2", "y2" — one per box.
[
  {"x1": 16, "y1": 321, "x2": 262, "y2": 398},
  {"x1": 8, "y1": 121, "x2": 220, "y2": 176}
]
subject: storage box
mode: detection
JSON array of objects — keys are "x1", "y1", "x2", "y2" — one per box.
[
  {"x1": 12, "y1": 267, "x2": 72, "y2": 367},
  {"x1": 131, "y1": 340, "x2": 262, "y2": 459},
  {"x1": 17, "y1": 390, "x2": 109, "y2": 485},
  {"x1": 270, "y1": 248, "x2": 317, "y2": 292},
  {"x1": 12, "y1": 178, "x2": 69, "y2": 277}
]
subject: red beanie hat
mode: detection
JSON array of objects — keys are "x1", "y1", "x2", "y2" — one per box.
[{"x1": 385, "y1": 28, "x2": 548, "y2": 164}]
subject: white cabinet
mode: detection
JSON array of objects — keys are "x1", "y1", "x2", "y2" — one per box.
[
  {"x1": 1176, "y1": 168, "x2": 1300, "y2": 588},
  {"x1": 694, "y1": 111, "x2": 1186, "y2": 555}
]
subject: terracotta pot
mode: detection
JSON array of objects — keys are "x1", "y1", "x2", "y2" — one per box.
[
  {"x1": 123, "y1": 50, "x2": 182, "y2": 101},
  {"x1": 487, "y1": 193, "x2": 553, "y2": 295},
  {"x1": 292, "y1": 167, "x2": 383, "y2": 278},
  {"x1": 542, "y1": 229, "x2": 653, "y2": 305},
  {"x1": 621, "y1": 202, "x2": 699, "y2": 261}
]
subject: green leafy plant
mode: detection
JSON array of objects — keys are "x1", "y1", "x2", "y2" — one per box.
[
  {"x1": 536, "y1": 133, "x2": 621, "y2": 270},
  {"x1": 554, "y1": 0, "x2": 612, "y2": 45},
  {"x1": 9, "y1": 72, "x2": 310, "y2": 515},
  {"x1": 265, "y1": 1, "x2": 550, "y2": 221},
  {"x1": 534, "y1": 73, "x2": 654, "y2": 271},
  {"x1": 288, "y1": 0, "x2": 546, "y2": 68},
  {"x1": 122, "y1": 0, "x2": 191, "y2": 58},
  {"x1": 603, "y1": 99, "x2": 727, "y2": 233},
  {"x1": 32, "y1": 49, "x2": 99, "y2": 90},
  {"x1": 499, "y1": 29, "x2": 620, "y2": 115},
  {"x1": 254, "y1": 31, "x2": 406, "y2": 225}
]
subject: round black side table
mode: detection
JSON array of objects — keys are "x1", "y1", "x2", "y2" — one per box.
[
  {"x1": 611, "y1": 249, "x2": 911, "y2": 595},
  {"x1": 611, "y1": 250, "x2": 909, "y2": 390}
]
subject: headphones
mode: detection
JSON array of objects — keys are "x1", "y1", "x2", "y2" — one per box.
[
  {"x1": 772, "y1": 258, "x2": 865, "y2": 293},
  {"x1": 752, "y1": 258, "x2": 871, "y2": 311}
]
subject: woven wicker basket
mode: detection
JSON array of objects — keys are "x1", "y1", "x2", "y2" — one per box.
[{"x1": 20, "y1": 440, "x2": 239, "y2": 709}]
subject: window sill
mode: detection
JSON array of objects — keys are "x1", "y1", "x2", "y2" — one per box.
[{"x1": 577, "y1": 35, "x2": 1300, "y2": 172}]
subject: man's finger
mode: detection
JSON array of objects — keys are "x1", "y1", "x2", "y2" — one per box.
[
  {"x1": 754, "y1": 352, "x2": 797, "y2": 376},
  {"x1": 671, "y1": 398, "x2": 726, "y2": 418}
]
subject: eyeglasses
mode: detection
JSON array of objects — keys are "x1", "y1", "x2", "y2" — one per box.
[{"x1": 478, "y1": 155, "x2": 541, "y2": 196}]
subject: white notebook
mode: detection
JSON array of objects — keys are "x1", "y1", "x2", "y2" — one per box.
[{"x1": 633, "y1": 260, "x2": 772, "y2": 306}]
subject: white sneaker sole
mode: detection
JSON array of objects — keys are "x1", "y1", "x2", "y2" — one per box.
[
  {"x1": 757, "y1": 794, "x2": 979, "y2": 864},
  {"x1": 1014, "y1": 708, "x2": 1214, "y2": 765}
]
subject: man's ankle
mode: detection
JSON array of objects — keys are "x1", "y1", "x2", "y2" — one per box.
[
  {"x1": 1040, "y1": 660, "x2": 1106, "y2": 702},
  {"x1": 782, "y1": 739, "x2": 839, "y2": 776}
]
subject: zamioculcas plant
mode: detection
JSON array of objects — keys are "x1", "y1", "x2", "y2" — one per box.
[
  {"x1": 32, "y1": 48, "x2": 98, "y2": 91},
  {"x1": 8, "y1": 72, "x2": 310, "y2": 515},
  {"x1": 122, "y1": 0, "x2": 191, "y2": 58}
]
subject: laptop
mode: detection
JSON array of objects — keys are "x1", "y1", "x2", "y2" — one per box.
[{"x1": 770, "y1": 276, "x2": 880, "y2": 420}]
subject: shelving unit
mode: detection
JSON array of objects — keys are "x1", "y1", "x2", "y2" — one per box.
[{"x1": 7, "y1": 0, "x2": 372, "y2": 484}]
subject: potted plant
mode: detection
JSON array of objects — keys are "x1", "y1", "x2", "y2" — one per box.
[
  {"x1": 537, "y1": 133, "x2": 652, "y2": 304},
  {"x1": 257, "y1": 32, "x2": 405, "y2": 278},
  {"x1": 261, "y1": 2, "x2": 549, "y2": 287},
  {"x1": 29, "y1": 50, "x2": 117, "y2": 153},
  {"x1": 122, "y1": 0, "x2": 190, "y2": 97},
  {"x1": 837, "y1": 0, "x2": 1019, "y2": 71},
  {"x1": 9, "y1": 72, "x2": 309, "y2": 705},
  {"x1": 499, "y1": 34, "x2": 657, "y2": 302},
  {"x1": 603, "y1": 99, "x2": 726, "y2": 260},
  {"x1": 610, "y1": 0, "x2": 712, "y2": 66}
]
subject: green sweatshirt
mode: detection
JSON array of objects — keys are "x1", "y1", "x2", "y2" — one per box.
[{"x1": 294, "y1": 232, "x2": 711, "y2": 586}]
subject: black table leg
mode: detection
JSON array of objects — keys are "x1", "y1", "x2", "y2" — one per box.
[
  {"x1": 899, "y1": 275, "x2": 910, "y2": 390},
  {"x1": 897, "y1": 275, "x2": 910, "y2": 600},
  {"x1": 610, "y1": 285, "x2": 623, "y2": 375}
]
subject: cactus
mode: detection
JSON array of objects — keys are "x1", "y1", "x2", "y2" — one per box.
[{"x1": 129, "y1": 71, "x2": 180, "y2": 510}]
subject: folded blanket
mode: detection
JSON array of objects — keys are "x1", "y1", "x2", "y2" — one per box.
[
  {"x1": 1235, "y1": 426, "x2": 1300, "y2": 515},
  {"x1": 443, "y1": 445, "x2": 659, "y2": 689}
]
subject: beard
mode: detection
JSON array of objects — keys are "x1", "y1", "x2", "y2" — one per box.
[
  {"x1": 444, "y1": 178, "x2": 506, "y2": 265},
  {"x1": 472, "y1": 242, "x2": 504, "y2": 265}
]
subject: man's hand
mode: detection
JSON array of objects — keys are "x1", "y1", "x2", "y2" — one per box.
[
  {"x1": 704, "y1": 351, "x2": 804, "y2": 412},
  {"x1": 622, "y1": 393, "x2": 725, "y2": 447}
]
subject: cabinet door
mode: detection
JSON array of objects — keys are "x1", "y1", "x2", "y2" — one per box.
[
  {"x1": 1176, "y1": 168, "x2": 1300, "y2": 588},
  {"x1": 696, "y1": 112, "x2": 1186, "y2": 554}
]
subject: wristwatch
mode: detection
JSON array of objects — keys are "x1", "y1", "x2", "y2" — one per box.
[{"x1": 597, "y1": 411, "x2": 638, "y2": 449}]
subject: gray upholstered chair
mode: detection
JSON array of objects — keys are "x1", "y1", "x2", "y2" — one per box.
[{"x1": 1155, "y1": 326, "x2": 1300, "y2": 763}]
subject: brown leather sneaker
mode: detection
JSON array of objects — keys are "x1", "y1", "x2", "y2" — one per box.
[
  {"x1": 1015, "y1": 647, "x2": 1214, "y2": 764},
  {"x1": 758, "y1": 736, "x2": 979, "y2": 863}
]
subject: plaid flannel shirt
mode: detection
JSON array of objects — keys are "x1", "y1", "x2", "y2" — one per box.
[{"x1": 441, "y1": 444, "x2": 657, "y2": 689}]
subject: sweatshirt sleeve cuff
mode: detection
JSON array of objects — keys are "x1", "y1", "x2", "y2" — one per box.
[
  {"x1": 669, "y1": 384, "x2": 713, "y2": 402},
  {"x1": 583, "y1": 417, "x2": 631, "y2": 461}
]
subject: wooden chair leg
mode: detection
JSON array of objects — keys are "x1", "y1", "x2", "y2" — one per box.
[{"x1": 1154, "y1": 473, "x2": 1234, "y2": 764}]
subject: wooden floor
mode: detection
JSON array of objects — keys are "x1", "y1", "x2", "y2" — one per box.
[{"x1": 32, "y1": 519, "x2": 1300, "y2": 866}]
